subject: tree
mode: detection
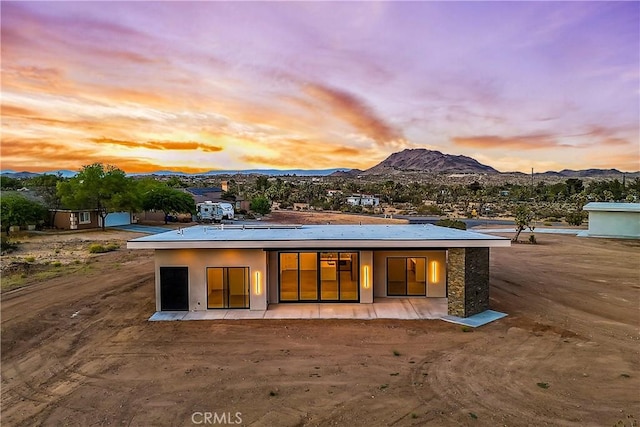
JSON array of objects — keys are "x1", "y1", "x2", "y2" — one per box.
[
  {"x1": 29, "y1": 173, "x2": 63, "y2": 226},
  {"x1": 0, "y1": 176, "x2": 21, "y2": 190},
  {"x1": 142, "y1": 187, "x2": 195, "y2": 224},
  {"x1": 57, "y1": 163, "x2": 140, "y2": 230},
  {"x1": 0, "y1": 194, "x2": 48, "y2": 234},
  {"x1": 513, "y1": 205, "x2": 535, "y2": 242},
  {"x1": 250, "y1": 196, "x2": 271, "y2": 215}
]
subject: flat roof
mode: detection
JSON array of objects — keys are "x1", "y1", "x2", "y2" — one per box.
[
  {"x1": 127, "y1": 224, "x2": 511, "y2": 250},
  {"x1": 583, "y1": 202, "x2": 640, "y2": 213}
]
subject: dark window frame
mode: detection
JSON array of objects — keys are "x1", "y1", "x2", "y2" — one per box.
[
  {"x1": 386, "y1": 256, "x2": 427, "y2": 297},
  {"x1": 278, "y1": 250, "x2": 360, "y2": 303},
  {"x1": 206, "y1": 266, "x2": 250, "y2": 309}
]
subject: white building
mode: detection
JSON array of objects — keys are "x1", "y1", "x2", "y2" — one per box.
[
  {"x1": 581, "y1": 202, "x2": 640, "y2": 239},
  {"x1": 346, "y1": 194, "x2": 380, "y2": 207},
  {"x1": 127, "y1": 224, "x2": 510, "y2": 319}
]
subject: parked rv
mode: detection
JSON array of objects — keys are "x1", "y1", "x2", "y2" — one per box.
[
  {"x1": 195, "y1": 201, "x2": 223, "y2": 223},
  {"x1": 195, "y1": 201, "x2": 235, "y2": 223}
]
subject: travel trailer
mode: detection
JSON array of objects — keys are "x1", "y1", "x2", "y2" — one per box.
[
  {"x1": 195, "y1": 201, "x2": 223, "y2": 223},
  {"x1": 195, "y1": 201, "x2": 235, "y2": 223}
]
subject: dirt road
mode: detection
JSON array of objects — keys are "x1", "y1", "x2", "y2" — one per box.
[{"x1": 1, "y1": 215, "x2": 638, "y2": 426}]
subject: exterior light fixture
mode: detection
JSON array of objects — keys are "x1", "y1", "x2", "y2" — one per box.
[
  {"x1": 431, "y1": 261, "x2": 438, "y2": 283},
  {"x1": 254, "y1": 271, "x2": 262, "y2": 295},
  {"x1": 363, "y1": 265, "x2": 370, "y2": 289}
]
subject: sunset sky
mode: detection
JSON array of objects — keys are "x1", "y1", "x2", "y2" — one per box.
[{"x1": 1, "y1": 1, "x2": 638, "y2": 174}]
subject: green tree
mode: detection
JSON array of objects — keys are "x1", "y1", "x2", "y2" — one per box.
[
  {"x1": 57, "y1": 163, "x2": 140, "y2": 230},
  {"x1": 565, "y1": 211, "x2": 586, "y2": 226},
  {"x1": 142, "y1": 187, "x2": 195, "y2": 224},
  {"x1": 0, "y1": 176, "x2": 21, "y2": 190},
  {"x1": 0, "y1": 194, "x2": 48, "y2": 234},
  {"x1": 513, "y1": 205, "x2": 535, "y2": 242},
  {"x1": 29, "y1": 173, "x2": 63, "y2": 226},
  {"x1": 250, "y1": 196, "x2": 271, "y2": 215}
]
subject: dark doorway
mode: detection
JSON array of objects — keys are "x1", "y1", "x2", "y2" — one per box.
[{"x1": 160, "y1": 267, "x2": 189, "y2": 310}]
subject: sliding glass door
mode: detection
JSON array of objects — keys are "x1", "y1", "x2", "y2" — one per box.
[
  {"x1": 207, "y1": 267, "x2": 249, "y2": 308},
  {"x1": 387, "y1": 257, "x2": 426, "y2": 296},
  {"x1": 279, "y1": 252, "x2": 359, "y2": 302}
]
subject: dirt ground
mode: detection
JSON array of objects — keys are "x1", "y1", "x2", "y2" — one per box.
[{"x1": 1, "y1": 212, "x2": 638, "y2": 426}]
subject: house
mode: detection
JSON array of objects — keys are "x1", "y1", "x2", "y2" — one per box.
[
  {"x1": 127, "y1": 224, "x2": 510, "y2": 318},
  {"x1": 184, "y1": 187, "x2": 223, "y2": 204},
  {"x1": 51, "y1": 210, "x2": 132, "y2": 230},
  {"x1": 581, "y1": 202, "x2": 640, "y2": 239},
  {"x1": 346, "y1": 194, "x2": 380, "y2": 207}
]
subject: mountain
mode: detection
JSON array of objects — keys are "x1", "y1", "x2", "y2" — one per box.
[
  {"x1": 361, "y1": 148, "x2": 499, "y2": 175},
  {"x1": 0, "y1": 170, "x2": 40, "y2": 179}
]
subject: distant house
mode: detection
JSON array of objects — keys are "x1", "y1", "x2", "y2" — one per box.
[
  {"x1": 581, "y1": 202, "x2": 640, "y2": 239},
  {"x1": 346, "y1": 194, "x2": 380, "y2": 207},
  {"x1": 184, "y1": 187, "x2": 223, "y2": 204},
  {"x1": 51, "y1": 210, "x2": 132, "y2": 230}
]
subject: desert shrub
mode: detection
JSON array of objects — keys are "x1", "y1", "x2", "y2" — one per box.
[
  {"x1": 417, "y1": 204, "x2": 444, "y2": 216},
  {"x1": 25, "y1": 256, "x2": 36, "y2": 263},
  {"x1": 528, "y1": 234, "x2": 537, "y2": 244},
  {"x1": 89, "y1": 243, "x2": 119, "y2": 254},
  {"x1": 89, "y1": 244, "x2": 107, "y2": 253},
  {"x1": 435, "y1": 219, "x2": 467, "y2": 230},
  {"x1": 52, "y1": 261, "x2": 62, "y2": 267},
  {"x1": 1, "y1": 236, "x2": 17, "y2": 252},
  {"x1": 565, "y1": 211, "x2": 586, "y2": 226}
]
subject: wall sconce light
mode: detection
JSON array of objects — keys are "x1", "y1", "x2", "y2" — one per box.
[
  {"x1": 254, "y1": 271, "x2": 262, "y2": 295},
  {"x1": 431, "y1": 261, "x2": 438, "y2": 283},
  {"x1": 363, "y1": 265, "x2": 370, "y2": 289}
]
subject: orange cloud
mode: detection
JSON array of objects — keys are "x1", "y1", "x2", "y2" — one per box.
[
  {"x1": 91, "y1": 137, "x2": 223, "y2": 153},
  {"x1": 0, "y1": 138, "x2": 214, "y2": 174},
  {"x1": 583, "y1": 152, "x2": 640, "y2": 172},
  {"x1": 303, "y1": 83, "x2": 404, "y2": 145},
  {"x1": 240, "y1": 139, "x2": 381, "y2": 169},
  {"x1": 452, "y1": 134, "x2": 567, "y2": 150}
]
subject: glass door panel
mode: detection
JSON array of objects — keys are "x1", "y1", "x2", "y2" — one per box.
[
  {"x1": 299, "y1": 253, "x2": 318, "y2": 300},
  {"x1": 339, "y1": 253, "x2": 358, "y2": 301},
  {"x1": 407, "y1": 258, "x2": 426, "y2": 295},
  {"x1": 228, "y1": 267, "x2": 248, "y2": 308},
  {"x1": 387, "y1": 258, "x2": 406, "y2": 295},
  {"x1": 279, "y1": 253, "x2": 299, "y2": 301},
  {"x1": 320, "y1": 252, "x2": 338, "y2": 300},
  {"x1": 207, "y1": 267, "x2": 225, "y2": 308}
]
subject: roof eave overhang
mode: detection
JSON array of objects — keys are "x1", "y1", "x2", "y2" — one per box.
[{"x1": 127, "y1": 239, "x2": 511, "y2": 250}]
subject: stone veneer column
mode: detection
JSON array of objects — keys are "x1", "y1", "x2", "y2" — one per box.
[
  {"x1": 447, "y1": 248, "x2": 490, "y2": 317},
  {"x1": 447, "y1": 248, "x2": 466, "y2": 317}
]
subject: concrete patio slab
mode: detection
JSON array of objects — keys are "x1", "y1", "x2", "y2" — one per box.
[
  {"x1": 263, "y1": 304, "x2": 320, "y2": 319},
  {"x1": 147, "y1": 298, "x2": 464, "y2": 323},
  {"x1": 318, "y1": 304, "x2": 376, "y2": 319},
  {"x1": 182, "y1": 311, "x2": 227, "y2": 320},
  {"x1": 441, "y1": 309, "x2": 508, "y2": 328},
  {"x1": 409, "y1": 298, "x2": 447, "y2": 319},
  {"x1": 223, "y1": 310, "x2": 267, "y2": 320},
  {"x1": 372, "y1": 299, "x2": 420, "y2": 319},
  {"x1": 149, "y1": 311, "x2": 186, "y2": 321}
]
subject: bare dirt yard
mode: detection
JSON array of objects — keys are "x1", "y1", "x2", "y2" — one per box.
[{"x1": 1, "y1": 212, "x2": 638, "y2": 426}]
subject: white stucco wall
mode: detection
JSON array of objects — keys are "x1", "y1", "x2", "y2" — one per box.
[
  {"x1": 154, "y1": 248, "x2": 268, "y2": 311},
  {"x1": 372, "y1": 250, "x2": 447, "y2": 297},
  {"x1": 586, "y1": 211, "x2": 640, "y2": 238}
]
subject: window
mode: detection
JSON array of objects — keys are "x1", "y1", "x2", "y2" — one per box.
[
  {"x1": 79, "y1": 211, "x2": 91, "y2": 224},
  {"x1": 279, "y1": 251, "x2": 359, "y2": 302},
  {"x1": 387, "y1": 257, "x2": 426, "y2": 296},
  {"x1": 207, "y1": 267, "x2": 249, "y2": 309}
]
